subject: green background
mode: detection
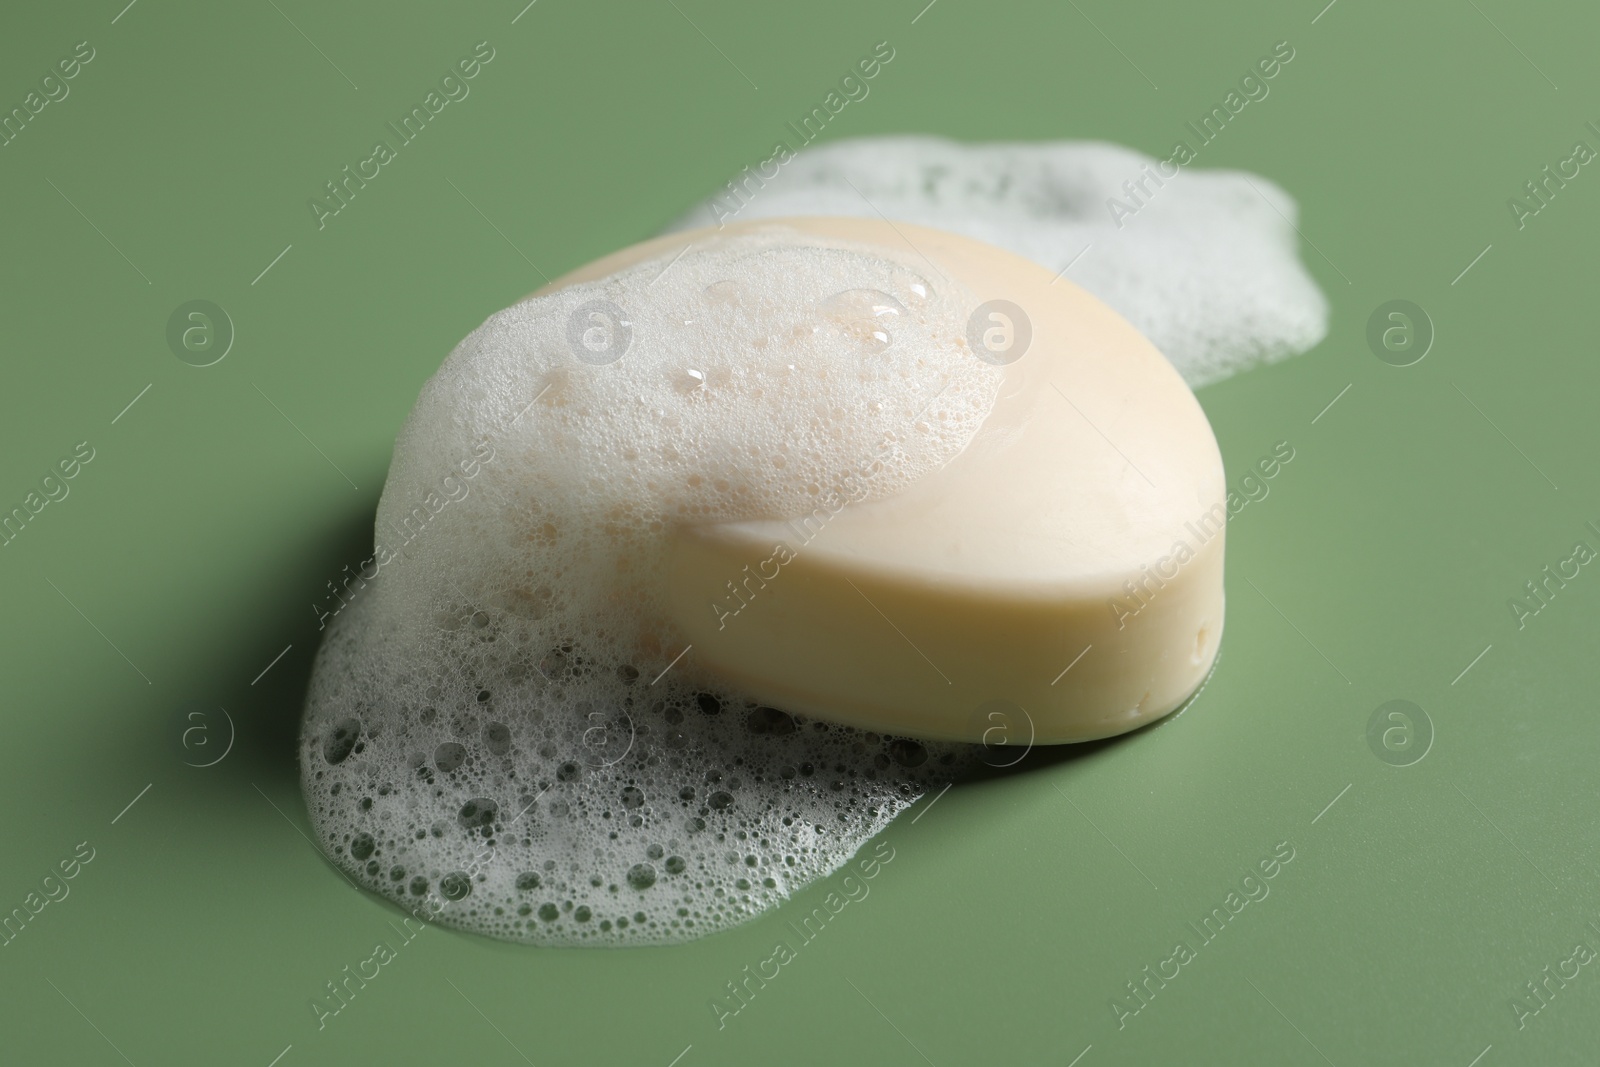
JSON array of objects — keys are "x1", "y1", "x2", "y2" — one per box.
[{"x1": 2, "y1": 0, "x2": 1596, "y2": 1063}]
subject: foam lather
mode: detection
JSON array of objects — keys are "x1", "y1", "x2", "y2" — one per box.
[
  {"x1": 667, "y1": 135, "x2": 1329, "y2": 387},
  {"x1": 300, "y1": 228, "x2": 997, "y2": 945}
]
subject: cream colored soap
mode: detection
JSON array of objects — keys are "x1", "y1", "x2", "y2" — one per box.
[{"x1": 537, "y1": 218, "x2": 1225, "y2": 744}]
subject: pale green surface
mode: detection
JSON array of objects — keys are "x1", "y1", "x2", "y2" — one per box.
[{"x1": 2, "y1": 0, "x2": 1598, "y2": 1063}]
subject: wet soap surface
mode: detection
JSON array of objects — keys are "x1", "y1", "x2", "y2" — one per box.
[{"x1": 300, "y1": 218, "x2": 1227, "y2": 944}]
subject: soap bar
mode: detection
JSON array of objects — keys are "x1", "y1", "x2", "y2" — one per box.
[{"x1": 538, "y1": 218, "x2": 1225, "y2": 743}]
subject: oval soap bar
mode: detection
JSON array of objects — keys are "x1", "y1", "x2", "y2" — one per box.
[{"x1": 538, "y1": 218, "x2": 1225, "y2": 744}]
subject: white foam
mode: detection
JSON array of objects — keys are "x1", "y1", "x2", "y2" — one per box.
[
  {"x1": 667, "y1": 136, "x2": 1329, "y2": 387},
  {"x1": 300, "y1": 228, "x2": 997, "y2": 944}
]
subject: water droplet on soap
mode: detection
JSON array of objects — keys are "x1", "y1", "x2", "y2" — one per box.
[
  {"x1": 818, "y1": 289, "x2": 904, "y2": 354},
  {"x1": 854, "y1": 289, "x2": 906, "y2": 318}
]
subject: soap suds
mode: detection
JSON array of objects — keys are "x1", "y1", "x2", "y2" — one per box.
[
  {"x1": 667, "y1": 135, "x2": 1329, "y2": 387},
  {"x1": 300, "y1": 228, "x2": 998, "y2": 944}
]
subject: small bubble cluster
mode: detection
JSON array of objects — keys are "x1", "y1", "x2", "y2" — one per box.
[{"x1": 300, "y1": 227, "x2": 996, "y2": 944}]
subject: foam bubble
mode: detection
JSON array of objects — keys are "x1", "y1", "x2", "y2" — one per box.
[
  {"x1": 300, "y1": 228, "x2": 996, "y2": 944},
  {"x1": 667, "y1": 136, "x2": 1329, "y2": 387}
]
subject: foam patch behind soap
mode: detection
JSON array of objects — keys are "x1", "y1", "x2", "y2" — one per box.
[
  {"x1": 299, "y1": 228, "x2": 997, "y2": 945},
  {"x1": 666, "y1": 136, "x2": 1330, "y2": 387}
]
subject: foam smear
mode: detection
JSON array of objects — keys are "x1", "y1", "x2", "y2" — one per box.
[
  {"x1": 300, "y1": 228, "x2": 1000, "y2": 944},
  {"x1": 668, "y1": 135, "x2": 1330, "y2": 388}
]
